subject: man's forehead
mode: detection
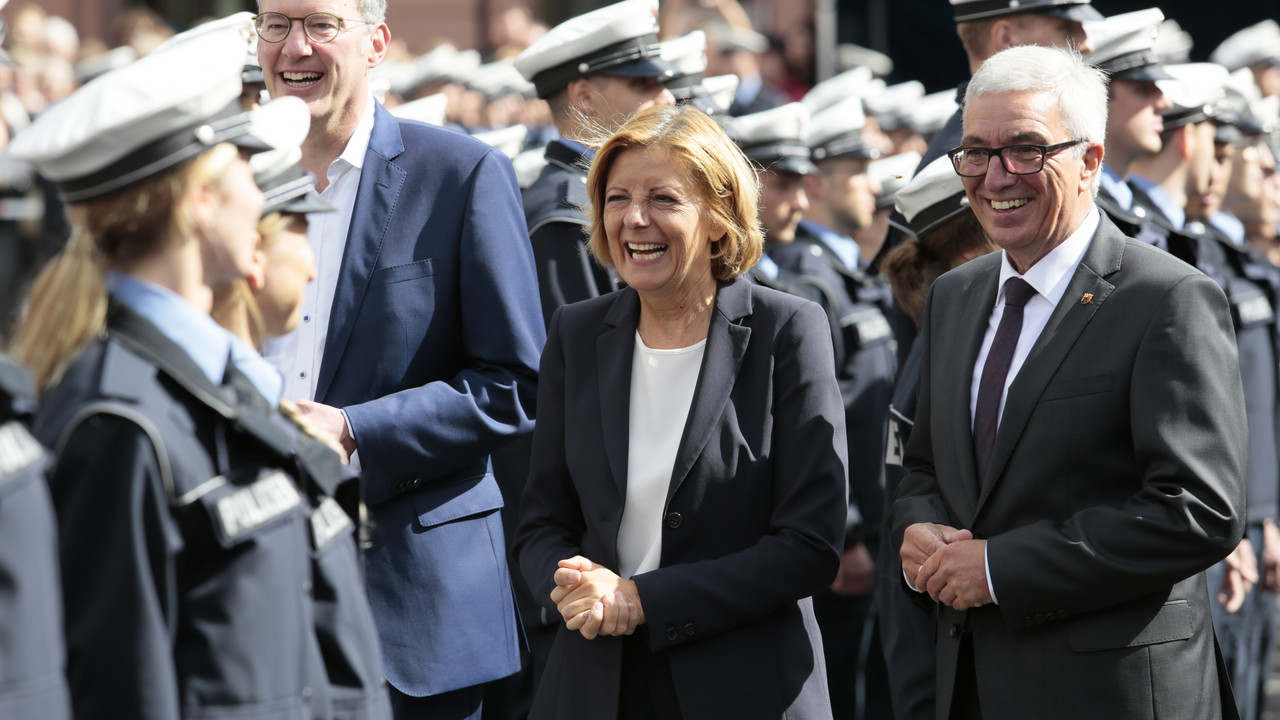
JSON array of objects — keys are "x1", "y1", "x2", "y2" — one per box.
[
  {"x1": 962, "y1": 91, "x2": 1061, "y2": 143},
  {"x1": 260, "y1": 0, "x2": 357, "y2": 13}
]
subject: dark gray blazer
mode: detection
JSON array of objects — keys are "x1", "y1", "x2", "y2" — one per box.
[
  {"x1": 516, "y1": 277, "x2": 848, "y2": 720},
  {"x1": 890, "y1": 215, "x2": 1247, "y2": 720}
]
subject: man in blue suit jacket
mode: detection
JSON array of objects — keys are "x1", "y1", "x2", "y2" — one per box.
[{"x1": 255, "y1": 2, "x2": 545, "y2": 718}]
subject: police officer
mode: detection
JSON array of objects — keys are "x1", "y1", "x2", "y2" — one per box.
[
  {"x1": 1083, "y1": 8, "x2": 1178, "y2": 250},
  {"x1": 1127, "y1": 62, "x2": 1228, "y2": 265},
  {"x1": 10, "y1": 19, "x2": 328, "y2": 719},
  {"x1": 513, "y1": 0, "x2": 676, "y2": 327},
  {"x1": 876, "y1": 154, "x2": 993, "y2": 720},
  {"x1": 725, "y1": 103, "x2": 831, "y2": 299},
  {"x1": 868, "y1": 0, "x2": 1098, "y2": 328},
  {"x1": 0, "y1": 356, "x2": 70, "y2": 720},
  {"x1": 1157, "y1": 65, "x2": 1280, "y2": 720},
  {"x1": 660, "y1": 30, "x2": 728, "y2": 116},
  {"x1": 1211, "y1": 20, "x2": 1280, "y2": 100},
  {"x1": 733, "y1": 98, "x2": 898, "y2": 720},
  {"x1": 235, "y1": 93, "x2": 392, "y2": 719}
]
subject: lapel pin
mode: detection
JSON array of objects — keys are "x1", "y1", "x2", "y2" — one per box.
[{"x1": 1080, "y1": 293, "x2": 1093, "y2": 305}]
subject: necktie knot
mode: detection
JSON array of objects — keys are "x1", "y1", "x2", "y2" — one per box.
[{"x1": 1003, "y1": 277, "x2": 1036, "y2": 310}]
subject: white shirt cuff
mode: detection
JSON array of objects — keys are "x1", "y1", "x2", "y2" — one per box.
[
  {"x1": 340, "y1": 408, "x2": 362, "y2": 473},
  {"x1": 985, "y1": 544, "x2": 998, "y2": 605}
]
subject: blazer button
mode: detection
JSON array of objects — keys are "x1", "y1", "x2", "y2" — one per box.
[
  {"x1": 949, "y1": 625, "x2": 960, "y2": 639},
  {"x1": 665, "y1": 627, "x2": 679, "y2": 642},
  {"x1": 665, "y1": 512, "x2": 683, "y2": 529},
  {"x1": 684, "y1": 623, "x2": 696, "y2": 637}
]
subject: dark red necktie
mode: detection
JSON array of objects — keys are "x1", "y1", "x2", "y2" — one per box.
[{"x1": 973, "y1": 277, "x2": 1037, "y2": 485}]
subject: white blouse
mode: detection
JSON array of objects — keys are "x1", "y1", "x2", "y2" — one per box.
[{"x1": 617, "y1": 331, "x2": 706, "y2": 579}]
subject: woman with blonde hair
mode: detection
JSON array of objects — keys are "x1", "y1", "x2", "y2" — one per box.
[
  {"x1": 516, "y1": 103, "x2": 848, "y2": 719},
  {"x1": 10, "y1": 23, "x2": 330, "y2": 720},
  {"x1": 210, "y1": 96, "x2": 392, "y2": 718}
]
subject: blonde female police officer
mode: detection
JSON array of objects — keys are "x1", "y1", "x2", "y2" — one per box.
[{"x1": 11, "y1": 20, "x2": 334, "y2": 720}]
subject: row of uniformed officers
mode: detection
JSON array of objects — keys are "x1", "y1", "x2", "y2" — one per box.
[{"x1": 0, "y1": 16, "x2": 391, "y2": 720}]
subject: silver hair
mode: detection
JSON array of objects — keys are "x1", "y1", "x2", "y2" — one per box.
[
  {"x1": 255, "y1": 0, "x2": 386, "y2": 26},
  {"x1": 356, "y1": 0, "x2": 387, "y2": 26},
  {"x1": 965, "y1": 45, "x2": 1107, "y2": 194}
]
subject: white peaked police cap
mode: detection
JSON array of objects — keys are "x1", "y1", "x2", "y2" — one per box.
[
  {"x1": 802, "y1": 65, "x2": 879, "y2": 115},
  {"x1": 247, "y1": 97, "x2": 332, "y2": 217},
  {"x1": 391, "y1": 94, "x2": 450, "y2": 126},
  {"x1": 10, "y1": 15, "x2": 270, "y2": 203},
  {"x1": 950, "y1": 0, "x2": 1102, "y2": 23},
  {"x1": 1082, "y1": 8, "x2": 1173, "y2": 82},
  {"x1": 1157, "y1": 62, "x2": 1230, "y2": 128},
  {"x1": 726, "y1": 102, "x2": 815, "y2": 176},
  {"x1": 895, "y1": 155, "x2": 971, "y2": 238},
  {"x1": 1210, "y1": 20, "x2": 1280, "y2": 72},
  {"x1": 513, "y1": 0, "x2": 676, "y2": 99},
  {"x1": 870, "y1": 151, "x2": 923, "y2": 210},
  {"x1": 472, "y1": 125, "x2": 529, "y2": 160},
  {"x1": 808, "y1": 96, "x2": 879, "y2": 162},
  {"x1": 660, "y1": 30, "x2": 707, "y2": 92}
]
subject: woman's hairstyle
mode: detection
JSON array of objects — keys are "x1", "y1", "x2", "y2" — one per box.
[
  {"x1": 15, "y1": 143, "x2": 240, "y2": 390},
  {"x1": 881, "y1": 210, "x2": 995, "y2": 328},
  {"x1": 211, "y1": 211, "x2": 293, "y2": 352},
  {"x1": 585, "y1": 104, "x2": 763, "y2": 281},
  {"x1": 965, "y1": 45, "x2": 1108, "y2": 149}
]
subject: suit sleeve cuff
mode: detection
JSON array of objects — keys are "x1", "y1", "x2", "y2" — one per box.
[{"x1": 985, "y1": 543, "x2": 999, "y2": 605}]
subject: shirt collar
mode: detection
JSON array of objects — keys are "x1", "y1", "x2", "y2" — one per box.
[
  {"x1": 226, "y1": 334, "x2": 283, "y2": 407},
  {"x1": 1128, "y1": 174, "x2": 1185, "y2": 230},
  {"x1": 331, "y1": 95, "x2": 376, "y2": 177},
  {"x1": 1209, "y1": 211, "x2": 1246, "y2": 246},
  {"x1": 798, "y1": 218, "x2": 861, "y2": 271},
  {"x1": 754, "y1": 252, "x2": 780, "y2": 281},
  {"x1": 1099, "y1": 163, "x2": 1133, "y2": 211},
  {"x1": 106, "y1": 271, "x2": 231, "y2": 386},
  {"x1": 557, "y1": 137, "x2": 595, "y2": 159},
  {"x1": 997, "y1": 205, "x2": 1099, "y2": 307}
]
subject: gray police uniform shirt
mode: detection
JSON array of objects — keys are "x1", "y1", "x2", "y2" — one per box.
[{"x1": 0, "y1": 357, "x2": 71, "y2": 720}]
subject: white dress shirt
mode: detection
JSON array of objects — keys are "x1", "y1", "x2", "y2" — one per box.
[
  {"x1": 967, "y1": 206, "x2": 1099, "y2": 603},
  {"x1": 265, "y1": 96, "x2": 375, "y2": 403},
  {"x1": 907, "y1": 206, "x2": 1100, "y2": 602},
  {"x1": 618, "y1": 332, "x2": 705, "y2": 579}
]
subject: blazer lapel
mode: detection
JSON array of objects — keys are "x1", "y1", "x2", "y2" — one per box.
[
  {"x1": 978, "y1": 218, "x2": 1124, "y2": 512},
  {"x1": 315, "y1": 103, "x2": 407, "y2": 402},
  {"x1": 666, "y1": 278, "x2": 752, "y2": 504},
  {"x1": 941, "y1": 258, "x2": 1000, "y2": 522},
  {"x1": 599, "y1": 290, "x2": 640, "y2": 499}
]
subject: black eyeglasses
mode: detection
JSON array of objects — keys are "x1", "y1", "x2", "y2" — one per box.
[
  {"x1": 253, "y1": 12, "x2": 366, "y2": 44},
  {"x1": 946, "y1": 140, "x2": 1085, "y2": 177}
]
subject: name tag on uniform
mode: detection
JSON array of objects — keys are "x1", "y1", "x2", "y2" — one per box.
[
  {"x1": 884, "y1": 406, "x2": 913, "y2": 467},
  {"x1": 843, "y1": 309, "x2": 892, "y2": 348},
  {"x1": 214, "y1": 470, "x2": 302, "y2": 541},
  {"x1": 0, "y1": 421, "x2": 44, "y2": 482},
  {"x1": 1234, "y1": 294, "x2": 1274, "y2": 327},
  {"x1": 310, "y1": 496, "x2": 353, "y2": 552}
]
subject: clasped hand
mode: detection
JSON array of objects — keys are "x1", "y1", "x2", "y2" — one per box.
[
  {"x1": 550, "y1": 556, "x2": 645, "y2": 640},
  {"x1": 901, "y1": 522, "x2": 992, "y2": 611}
]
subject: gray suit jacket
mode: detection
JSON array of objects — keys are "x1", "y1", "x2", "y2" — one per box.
[{"x1": 891, "y1": 215, "x2": 1247, "y2": 720}]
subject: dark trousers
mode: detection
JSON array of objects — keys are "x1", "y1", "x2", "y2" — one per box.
[
  {"x1": 1208, "y1": 523, "x2": 1275, "y2": 720},
  {"x1": 950, "y1": 632, "x2": 982, "y2": 720},
  {"x1": 618, "y1": 632, "x2": 682, "y2": 720},
  {"x1": 812, "y1": 588, "x2": 894, "y2": 720},
  {"x1": 390, "y1": 683, "x2": 483, "y2": 720}
]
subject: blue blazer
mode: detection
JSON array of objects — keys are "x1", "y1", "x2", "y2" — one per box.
[
  {"x1": 516, "y1": 278, "x2": 847, "y2": 719},
  {"x1": 320, "y1": 104, "x2": 545, "y2": 697}
]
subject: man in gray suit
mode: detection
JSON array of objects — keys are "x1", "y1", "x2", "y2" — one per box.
[{"x1": 890, "y1": 45, "x2": 1247, "y2": 720}]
